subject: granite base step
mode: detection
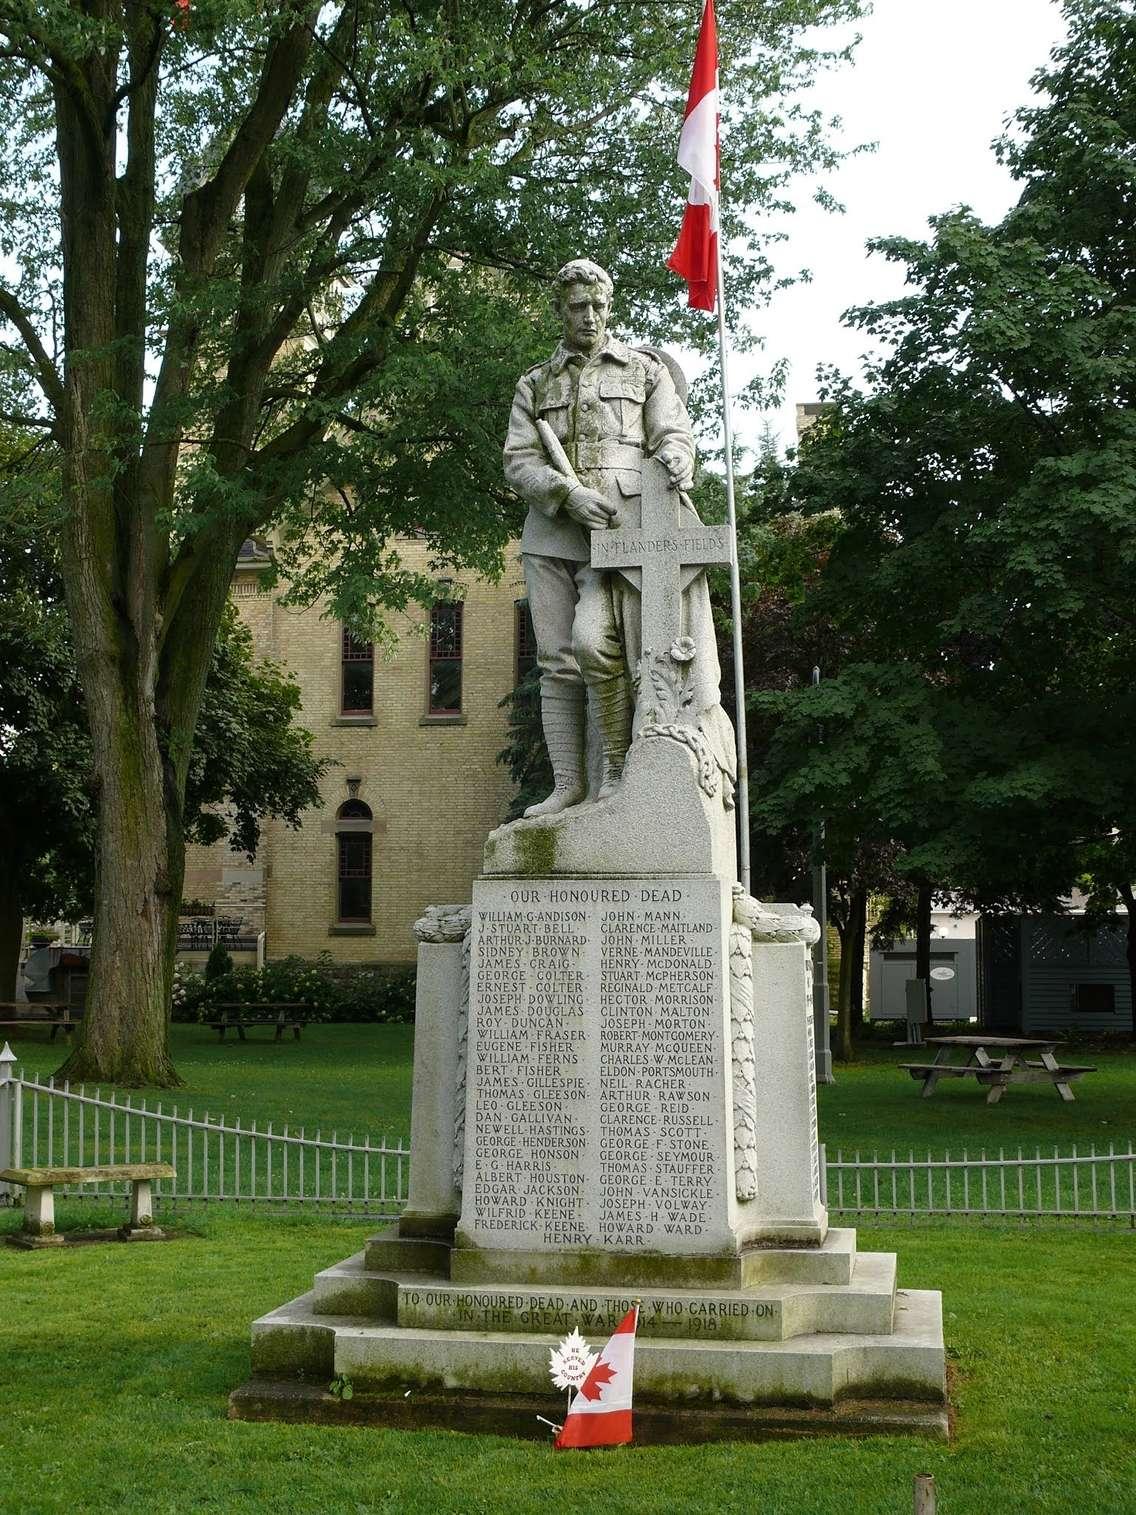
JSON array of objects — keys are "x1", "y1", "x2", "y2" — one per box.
[
  {"x1": 310, "y1": 1248, "x2": 897, "y2": 1344},
  {"x1": 363, "y1": 1224, "x2": 861, "y2": 1288},
  {"x1": 229, "y1": 1377, "x2": 949, "y2": 1442},
  {"x1": 363, "y1": 1227, "x2": 452, "y2": 1274},
  {"x1": 248, "y1": 1285, "x2": 945, "y2": 1416}
]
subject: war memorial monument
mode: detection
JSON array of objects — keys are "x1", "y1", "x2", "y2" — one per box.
[{"x1": 232, "y1": 262, "x2": 948, "y2": 1441}]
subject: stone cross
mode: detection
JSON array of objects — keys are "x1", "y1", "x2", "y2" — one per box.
[{"x1": 590, "y1": 455, "x2": 733, "y2": 656}]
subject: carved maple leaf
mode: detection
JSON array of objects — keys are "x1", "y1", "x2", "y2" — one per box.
[
  {"x1": 578, "y1": 1356, "x2": 618, "y2": 1402},
  {"x1": 548, "y1": 1328, "x2": 597, "y2": 1392}
]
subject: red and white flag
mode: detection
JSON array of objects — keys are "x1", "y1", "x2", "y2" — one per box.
[
  {"x1": 554, "y1": 1305, "x2": 639, "y2": 1450},
  {"x1": 666, "y1": 0, "x2": 720, "y2": 312}
]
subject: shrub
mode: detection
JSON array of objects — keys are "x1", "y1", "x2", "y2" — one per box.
[
  {"x1": 204, "y1": 942, "x2": 234, "y2": 981},
  {"x1": 171, "y1": 954, "x2": 416, "y2": 1024},
  {"x1": 325, "y1": 965, "x2": 417, "y2": 1023}
]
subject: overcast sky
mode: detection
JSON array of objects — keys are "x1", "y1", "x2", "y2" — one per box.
[{"x1": 722, "y1": 0, "x2": 1069, "y2": 456}]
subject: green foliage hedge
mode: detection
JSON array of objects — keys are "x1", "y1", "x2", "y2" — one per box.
[{"x1": 171, "y1": 953, "x2": 416, "y2": 1024}]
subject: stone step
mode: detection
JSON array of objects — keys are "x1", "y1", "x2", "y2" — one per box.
[
  {"x1": 311, "y1": 1255, "x2": 398, "y2": 1319},
  {"x1": 367, "y1": 1225, "x2": 859, "y2": 1290},
  {"x1": 741, "y1": 1227, "x2": 857, "y2": 1286},
  {"x1": 363, "y1": 1226, "x2": 452, "y2": 1275},
  {"x1": 394, "y1": 1252, "x2": 894, "y2": 1343},
  {"x1": 248, "y1": 1286, "x2": 944, "y2": 1412},
  {"x1": 311, "y1": 1235, "x2": 886, "y2": 1342},
  {"x1": 448, "y1": 1226, "x2": 858, "y2": 1291}
]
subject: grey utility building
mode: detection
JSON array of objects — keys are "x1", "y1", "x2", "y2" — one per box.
[{"x1": 977, "y1": 914, "x2": 1131, "y2": 1035}]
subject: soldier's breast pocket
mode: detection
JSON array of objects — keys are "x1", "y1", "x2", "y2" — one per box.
[
  {"x1": 598, "y1": 374, "x2": 646, "y2": 434},
  {"x1": 537, "y1": 398, "x2": 571, "y2": 442}
]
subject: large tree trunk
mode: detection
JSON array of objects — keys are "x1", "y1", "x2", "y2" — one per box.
[
  {"x1": 41, "y1": 5, "x2": 408, "y2": 1087},
  {"x1": 849, "y1": 886, "x2": 867, "y2": 1038},
  {"x1": 834, "y1": 916, "x2": 855, "y2": 1063},
  {"x1": 56, "y1": 683, "x2": 183, "y2": 1086},
  {"x1": 49, "y1": 38, "x2": 193, "y2": 1089},
  {"x1": 914, "y1": 882, "x2": 934, "y2": 1026},
  {"x1": 0, "y1": 867, "x2": 21, "y2": 1004}
]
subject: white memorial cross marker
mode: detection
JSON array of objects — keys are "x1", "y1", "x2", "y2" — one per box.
[{"x1": 590, "y1": 456, "x2": 733, "y2": 667}]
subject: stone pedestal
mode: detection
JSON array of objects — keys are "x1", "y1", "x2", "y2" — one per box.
[
  {"x1": 16, "y1": 1183, "x2": 65, "y2": 1246},
  {"x1": 747, "y1": 936, "x2": 827, "y2": 1244},
  {"x1": 483, "y1": 737, "x2": 735, "y2": 880},
  {"x1": 234, "y1": 724, "x2": 945, "y2": 1440},
  {"x1": 398, "y1": 912, "x2": 468, "y2": 1241},
  {"x1": 235, "y1": 860, "x2": 946, "y2": 1437},
  {"x1": 458, "y1": 874, "x2": 742, "y2": 1284}
]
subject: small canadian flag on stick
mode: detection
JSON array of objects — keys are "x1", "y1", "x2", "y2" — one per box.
[
  {"x1": 554, "y1": 1305, "x2": 640, "y2": 1450},
  {"x1": 666, "y1": 0, "x2": 720, "y2": 311}
]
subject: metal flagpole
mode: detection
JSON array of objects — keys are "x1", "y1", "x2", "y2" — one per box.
[
  {"x1": 811, "y1": 664, "x2": 834, "y2": 1083},
  {"x1": 713, "y1": 229, "x2": 750, "y2": 893}
]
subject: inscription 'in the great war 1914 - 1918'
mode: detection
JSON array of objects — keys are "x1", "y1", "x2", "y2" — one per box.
[
  {"x1": 463, "y1": 877, "x2": 729, "y2": 1254},
  {"x1": 399, "y1": 1283, "x2": 780, "y2": 1340}
]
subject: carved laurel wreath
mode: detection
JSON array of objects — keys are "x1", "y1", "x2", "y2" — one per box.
[{"x1": 637, "y1": 638, "x2": 734, "y2": 808}]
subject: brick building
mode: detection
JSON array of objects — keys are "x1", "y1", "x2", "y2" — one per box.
[{"x1": 183, "y1": 538, "x2": 531, "y2": 966}]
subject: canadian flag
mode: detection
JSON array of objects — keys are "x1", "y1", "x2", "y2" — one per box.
[
  {"x1": 554, "y1": 1305, "x2": 640, "y2": 1450},
  {"x1": 666, "y1": 0, "x2": 720, "y2": 311}
]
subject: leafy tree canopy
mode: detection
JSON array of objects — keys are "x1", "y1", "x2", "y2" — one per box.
[
  {"x1": 744, "y1": 0, "x2": 1136, "y2": 1024},
  {"x1": 0, "y1": 0, "x2": 864, "y2": 629},
  {"x1": 0, "y1": 0, "x2": 866, "y2": 1080},
  {"x1": 0, "y1": 469, "x2": 328, "y2": 996}
]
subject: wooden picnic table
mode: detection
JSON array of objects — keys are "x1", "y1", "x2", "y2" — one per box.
[
  {"x1": 899, "y1": 1035, "x2": 1096, "y2": 1104},
  {"x1": 0, "y1": 1002, "x2": 81, "y2": 1040},
  {"x1": 207, "y1": 1003, "x2": 309, "y2": 1041}
]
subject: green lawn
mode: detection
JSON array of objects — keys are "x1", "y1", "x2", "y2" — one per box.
[
  {"x1": 0, "y1": 1213, "x2": 1132, "y2": 1514},
  {"x1": 818, "y1": 1043, "x2": 1136, "y2": 1159},
  {"x1": 7, "y1": 1023, "x2": 416, "y2": 1143},
  {"x1": 2, "y1": 1028, "x2": 1134, "y2": 1510},
  {"x1": 7, "y1": 1023, "x2": 1133, "y2": 1161}
]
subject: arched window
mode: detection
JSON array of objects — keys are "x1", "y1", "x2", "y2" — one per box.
[
  {"x1": 337, "y1": 798, "x2": 371, "y2": 821},
  {"x1": 336, "y1": 799, "x2": 373, "y2": 922}
]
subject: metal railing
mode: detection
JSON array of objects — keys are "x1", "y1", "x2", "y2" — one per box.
[
  {"x1": 3, "y1": 1051, "x2": 1132, "y2": 1224},
  {"x1": 0, "y1": 1059, "x2": 408, "y2": 1218},
  {"x1": 176, "y1": 916, "x2": 260, "y2": 952},
  {"x1": 824, "y1": 1143, "x2": 1136, "y2": 1220}
]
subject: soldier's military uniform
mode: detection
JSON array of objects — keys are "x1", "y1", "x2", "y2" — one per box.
[{"x1": 505, "y1": 335, "x2": 726, "y2": 809}]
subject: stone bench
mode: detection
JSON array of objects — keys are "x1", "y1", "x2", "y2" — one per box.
[{"x1": 0, "y1": 1162, "x2": 176, "y2": 1247}]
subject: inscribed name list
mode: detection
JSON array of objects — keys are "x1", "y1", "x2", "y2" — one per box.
[{"x1": 463, "y1": 876, "x2": 731, "y2": 1255}]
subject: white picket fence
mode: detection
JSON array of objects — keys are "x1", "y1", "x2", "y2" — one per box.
[
  {"x1": 0, "y1": 1059, "x2": 408, "y2": 1218},
  {"x1": 824, "y1": 1144, "x2": 1136, "y2": 1221},
  {"x1": 2, "y1": 1054, "x2": 1133, "y2": 1223}
]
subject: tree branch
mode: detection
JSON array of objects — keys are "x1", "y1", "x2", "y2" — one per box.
[
  {"x1": 143, "y1": 6, "x2": 319, "y2": 538},
  {"x1": 179, "y1": 6, "x2": 318, "y2": 272},
  {"x1": 250, "y1": 188, "x2": 448, "y2": 474},
  {"x1": 0, "y1": 410, "x2": 55, "y2": 429},
  {"x1": 0, "y1": 288, "x2": 64, "y2": 414}
]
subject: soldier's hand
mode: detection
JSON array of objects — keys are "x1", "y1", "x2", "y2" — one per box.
[
  {"x1": 656, "y1": 444, "x2": 695, "y2": 492},
  {"x1": 564, "y1": 486, "x2": 617, "y2": 531}
]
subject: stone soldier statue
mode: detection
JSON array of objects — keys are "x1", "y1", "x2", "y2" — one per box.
[{"x1": 504, "y1": 257, "x2": 732, "y2": 818}]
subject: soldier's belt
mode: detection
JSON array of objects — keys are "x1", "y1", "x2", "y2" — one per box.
[{"x1": 573, "y1": 439, "x2": 643, "y2": 470}]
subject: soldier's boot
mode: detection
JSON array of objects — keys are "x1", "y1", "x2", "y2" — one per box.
[
  {"x1": 523, "y1": 688, "x2": 588, "y2": 818},
  {"x1": 593, "y1": 675, "x2": 633, "y2": 801}
]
